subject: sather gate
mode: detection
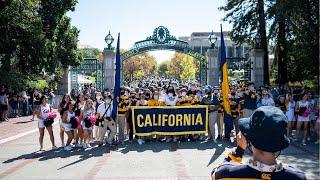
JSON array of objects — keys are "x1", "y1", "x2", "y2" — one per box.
[{"x1": 120, "y1": 26, "x2": 208, "y2": 85}]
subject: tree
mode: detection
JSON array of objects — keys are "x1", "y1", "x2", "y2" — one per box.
[
  {"x1": 219, "y1": 0, "x2": 269, "y2": 84},
  {"x1": 220, "y1": 0, "x2": 318, "y2": 87},
  {"x1": 158, "y1": 61, "x2": 170, "y2": 77},
  {"x1": 78, "y1": 48, "x2": 101, "y2": 59},
  {"x1": 167, "y1": 53, "x2": 184, "y2": 78},
  {"x1": 0, "y1": 0, "x2": 81, "y2": 90},
  {"x1": 267, "y1": 0, "x2": 319, "y2": 86},
  {"x1": 180, "y1": 55, "x2": 196, "y2": 81},
  {"x1": 123, "y1": 53, "x2": 157, "y2": 81}
]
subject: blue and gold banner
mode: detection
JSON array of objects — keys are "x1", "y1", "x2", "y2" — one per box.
[{"x1": 132, "y1": 106, "x2": 208, "y2": 136}]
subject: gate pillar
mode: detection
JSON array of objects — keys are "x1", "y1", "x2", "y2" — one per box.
[
  {"x1": 103, "y1": 48, "x2": 115, "y2": 91},
  {"x1": 206, "y1": 48, "x2": 219, "y2": 87},
  {"x1": 250, "y1": 49, "x2": 264, "y2": 87}
]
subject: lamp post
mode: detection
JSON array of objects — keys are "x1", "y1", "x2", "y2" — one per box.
[
  {"x1": 105, "y1": 31, "x2": 114, "y2": 50},
  {"x1": 208, "y1": 31, "x2": 218, "y2": 49}
]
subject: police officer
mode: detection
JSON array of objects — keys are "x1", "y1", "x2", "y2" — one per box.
[
  {"x1": 211, "y1": 106, "x2": 306, "y2": 180},
  {"x1": 201, "y1": 85, "x2": 220, "y2": 143}
]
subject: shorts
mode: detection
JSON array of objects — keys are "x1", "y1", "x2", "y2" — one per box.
[
  {"x1": 1, "y1": 104, "x2": 8, "y2": 111},
  {"x1": 82, "y1": 122, "x2": 92, "y2": 131},
  {"x1": 62, "y1": 123, "x2": 73, "y2": 132},
  {"x1": 38, "y1": 119, "x2": 45, "y2": 129},
  {"x1": 10, "y1": 102, "x2": 18, "y2": 110},
  {"x1": 297, "y1": 115, "x2": 310, "y2": 122}
]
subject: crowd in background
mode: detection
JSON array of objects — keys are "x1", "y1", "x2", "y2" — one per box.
[
  {"x1": 0, "y1": 85, "x2": 56, "y2": 121},
  {"x1": 0, "y1": 77, "x2": 319, "y2": 151}
]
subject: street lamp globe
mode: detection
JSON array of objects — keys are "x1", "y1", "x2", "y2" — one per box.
[
  {"x1": 208, "y1": 31, "x2": 218, "y2": 49},
  {"x1": 105, "y1": 31, "x2": 114, "y2": 49}
]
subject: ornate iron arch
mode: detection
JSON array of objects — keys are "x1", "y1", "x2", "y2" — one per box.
[
  {"x1": 121, "y1": 26, "x2": 207, "y2": 84},
  {"x1": 121, "y1": 26, "x2": 206, "y2": 61}
]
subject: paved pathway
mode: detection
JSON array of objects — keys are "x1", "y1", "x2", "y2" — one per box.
[{"x1": 0, "y1": 116, "x2": 319, "y2": 180}]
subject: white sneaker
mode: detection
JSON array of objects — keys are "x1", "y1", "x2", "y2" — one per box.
[
  {"x1": 61, "y1": 143, "x2": 65, "y2": 148},
  {"x1": 64, "y1": 145, "x2": 72, "y2": 151},
  {"x1": 82, "y1": 143, "x2": 87, "y2": 149},
  {"x1": 75, "y1": 143, "x2": 82, "y2": 148},
  {"x1": 87, "y1": 143, "x2": 91, "y2": 148},
  {"x1": 137, "y1": 139, "x2": 143, "y2": 145},
  {"x1": 213, "y1": 139, "x2": 217, "y2": 143},
  {"x1": 315, "y1": 140, "x2": 319, "y2": 144},
  {"x1": 52, "y1": 146, "x2": 58, "y2": 150},
  {"x1": 302, "y1": 139, "x2": 307, "y2": 146},
  {"x1": 173, "y1": 137, "x2": 177, "y2": 142}
]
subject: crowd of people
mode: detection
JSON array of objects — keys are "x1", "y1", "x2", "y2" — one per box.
[
  {"x1": 0, "y1": 85, "x2": 56, "y2": 121},
  {"x1": 0, "y1": 77, "x2": 319, "y2": 151}
]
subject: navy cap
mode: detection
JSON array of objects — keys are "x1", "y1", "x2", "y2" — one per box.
[{"x1": 238, "y1": 106, "x2": 290, "y2": 152}]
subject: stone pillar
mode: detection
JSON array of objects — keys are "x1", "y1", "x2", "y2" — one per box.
[
  {"x1": 57, "y1": 67, "x2": 70, "y2": 95},
  {"x1": 103, "y1": 48, "x2": 115, "y2": 91},
  {"x1": 250, "y1": 49, "x2": 265, "y2": 87},
  {"x1": 206, "y1": 48, "x2": 219, "y2": 87}
]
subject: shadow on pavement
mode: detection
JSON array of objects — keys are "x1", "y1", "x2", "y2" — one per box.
[
  {"x1": 2, "y1": 139, "x2": 235, "y2": 169},
  {"x1": 15, "y1": 120, "x2": 34, "y2": 124}
]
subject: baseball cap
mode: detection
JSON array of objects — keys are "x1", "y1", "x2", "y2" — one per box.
[{"x1": 238, "y1": 106, "x2": 290, "y2": 152}]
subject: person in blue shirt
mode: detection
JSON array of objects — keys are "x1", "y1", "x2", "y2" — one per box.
[{"x1": 211, "y1": 106, "x2": 306, "y2": 180}]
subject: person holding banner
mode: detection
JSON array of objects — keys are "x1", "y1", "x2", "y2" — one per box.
[
  {"x1": 118, "y1": 87, "x2": 129, "y2": 144},
  {"x1": 163, "y1": 86, "x2": 178, "y2": 142},
  {"x1": 136, "y1": 93, "x2": 149, "y2": 144},
  {"x1": 201, "y1": 86, "x2": 220, "y2": 143},
  {"x1": 147, "y1": 91, "x2": 163, "y2": 106},
  {"x1": 127, "y1": 91, "x2": 139, "y2": 141}
]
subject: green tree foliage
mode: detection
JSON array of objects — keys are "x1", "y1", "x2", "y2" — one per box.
[
  {"x1": 167, "y1": 53, "x2": 184, "y2": 78},
  {"x1": 158, "y1": 61, "x2": 170, "y2": 77},
  {"x1": 219, "y1": 0, "x2": 269, "y2": 84},
  {"x1": 180, "y1": 55, "x2": 196, "y2": 81},
  {"x1": 220, "y1": 0, "x2": 319, "y2": 87},
  {"x1": 0, "y1": 0, "x2": 81, "y2": 89},
  {"x1": 267, "y1": 0, "x2": 319, "y2": 84},
  {"x1": 78, "y1": 48, "x2": 101, "y2": 59},
  {"x1": 123, "y1": 53, "x2": 157, "y2": 81}
]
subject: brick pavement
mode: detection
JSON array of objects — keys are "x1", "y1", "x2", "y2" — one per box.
[
  {"x1": 0, "y1": 115, "x2": 38, "y2": 141},
  {"x1": 0, "y1": 116, "x2": 319, "y2": 180}
]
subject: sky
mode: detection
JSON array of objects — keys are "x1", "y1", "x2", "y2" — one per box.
[{"x1": 68, "y1": 0, "x2": 232, "y2": 63}]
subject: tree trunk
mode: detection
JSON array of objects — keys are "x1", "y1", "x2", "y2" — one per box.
[
  {"x1": 57, "y1": 67, "x2": 69, "y2": 95},
  {"x1": 1, "y1": 53, "x2": 11, "y2": 73},
  {"x1": 257, "y1": 0, "x2": 269, "y2": 85},
  {"x1": 276, "y1": 0, "x2": 288, "y2": 85}
]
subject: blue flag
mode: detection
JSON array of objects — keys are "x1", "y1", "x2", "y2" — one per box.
[
  {"x1": 220, "y1": 25, "x2": 233, "y2": 138},
  {"x1": 112, "y1": 33, "x2": 121, "y2": 120}
]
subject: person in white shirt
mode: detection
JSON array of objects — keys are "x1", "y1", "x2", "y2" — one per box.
[
  {"x1": 61, "y1": 101, "x2": 76, "y2": 151},
  {"x1": 36, "y1": 96, "x2": 57, "y2": 151},
  {"x1": 162, "y1": 86, "x2": 178, "y2": 142},
  {"x1": 96, "y1": 94, "x2": 116, "y2": 146},
  {"x1": 295, "y1": 93, "x2": 311, "y2": 145},
  {"x1": 285, "y1": 93, "x2": 296, "y2": 138},
  {"x1": 261, "y1": 90, "x2": 275, "y2": 106},
  {"x1": 163, "y1": 86, "x2": 178, "y2": 106}
]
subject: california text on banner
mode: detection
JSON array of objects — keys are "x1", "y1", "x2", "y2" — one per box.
[{"x1": 131, "y1": 106, "x2": 208, "y2": 136}]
